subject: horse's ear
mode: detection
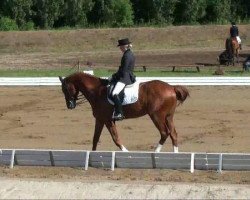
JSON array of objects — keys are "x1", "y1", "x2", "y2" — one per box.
[{"x1": 59, "y1": 76, "x2": 64, "y2": 83}]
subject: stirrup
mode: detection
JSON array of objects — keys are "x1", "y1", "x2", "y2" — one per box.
[{"x1": 112, "y1": 112, "x2": 124, "y2": 121}]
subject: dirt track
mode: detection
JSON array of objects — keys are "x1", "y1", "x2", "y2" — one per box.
[
  {"x1": 1, "y1": 48, "x2": 249, "y2": 70},
  {"x1": 1, "y1": 86, "x2": 250, "y2": 152},
  {"x1": 1, "y1": 177, "x2": 250, "y2": 199}
]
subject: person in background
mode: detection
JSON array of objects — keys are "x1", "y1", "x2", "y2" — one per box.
[
  {"x1": 230, "y1": 22, "x2": 242, "y2": 50},
  {"x1": 111, "y1": 38, "x2": 136, "y2": 121}
]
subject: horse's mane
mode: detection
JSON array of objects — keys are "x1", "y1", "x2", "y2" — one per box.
[{"x1": 65, "y1": 72, "x2": 109, "y2": 87}]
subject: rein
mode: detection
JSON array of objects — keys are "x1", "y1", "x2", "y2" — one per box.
[
  {"x1": 62, "y1": 80, "x2": 87, "y2": 105},
  {"x1": 76, "y1": 93, "x2": 87, "y2": 105}
]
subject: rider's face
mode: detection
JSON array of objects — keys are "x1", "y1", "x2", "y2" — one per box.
[{"x1": 119, "y1": 45, "x2": 126, "y2": 53}]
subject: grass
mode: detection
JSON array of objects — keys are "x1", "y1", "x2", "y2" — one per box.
[
  {"x1": 0, "y1": 66, "x2": 249, "y2": 77},
  {"x1": 0, "y1": 69, "x2": 69, "y2": 77}
]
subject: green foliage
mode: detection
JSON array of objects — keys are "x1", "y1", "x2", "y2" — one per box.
[
  {"x1": 59, "y1": 0, "x2": 94, "y2": 27},
  {"x1": 174, "y1": 0, "x2": 207, "y2": 24},
  {"x1": 32, "y1": 0, "x2": 64, "y2": 29},
  {"x1": 0, "y1": 17, "x2": 18, "y2": 31},
  {"x1": 111, "y1": 0, "x2": 134, "y2": 27},
  {"x1": 230, "y1": 0, "x2": 250, "y2": 21},
  {"x1": 0, "y1": 0, "x2": 249, "y2": 29},
  {"x1": 131, "y1": 0, "x2": 155, "y2": 24},
  {"x1": 132, "y1": 0, "x2": 179, "y2": 25},
  {"x1": 20, "y1": 21, "x2": 35, "y2": 30},
  {"x1": 206, "y1": 0, "x2": 231, "y2": 23},
  {"x1": 1, "y1": 0, "x2": 33, "y2": 28},
  {"x1": 153, "y1": 0, "x2": 178, "y2": 25},
  {"x1": 88, "y1": 0, "x2": 133, "y2": 27}
]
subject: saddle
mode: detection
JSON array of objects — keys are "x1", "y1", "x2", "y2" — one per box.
[
  {"x1": 231, "y1": 37, "x2": 238, "y2": 45},
  {"x1": 107, "y1": 81, "x2": 140, "y2": 105}
]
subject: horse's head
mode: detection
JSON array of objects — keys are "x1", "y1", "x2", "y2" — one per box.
[{"x1": 59, "y1": 76, "x2": 79, "y2": 109}]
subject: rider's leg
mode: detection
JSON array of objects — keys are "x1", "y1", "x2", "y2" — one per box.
[
  {"x1": 237, "y1": 36, "x2": 242, "y2": 49},
  {"x1": 112, "y1": 82, "x2": 126, "y2": 120}
]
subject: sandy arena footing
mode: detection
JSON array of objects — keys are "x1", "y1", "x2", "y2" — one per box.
[{"x1": 0, "y1": 177, "x2": 250, "y2": 199}]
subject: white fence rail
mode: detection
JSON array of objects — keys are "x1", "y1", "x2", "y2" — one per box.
[
  {"x1": 1, "y1": 149, "x2": 250, "y2": 173},
  {"x1": 1, "y1": 77, "x2": 250, "y2": 86}
]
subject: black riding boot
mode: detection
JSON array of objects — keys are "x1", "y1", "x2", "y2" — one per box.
[{"x1": 112, "y1": 95, "x2": 124, "y2": 121}]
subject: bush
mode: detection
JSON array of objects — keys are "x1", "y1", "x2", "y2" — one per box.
[
  {"x1": 0, "y1": 17, "x2": 18, "y2": 31},
  {"x1": 20, "y1": 21, "x2": 35, "y2": 30}
]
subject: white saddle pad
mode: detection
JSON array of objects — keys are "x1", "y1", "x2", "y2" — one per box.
[{"x1": 108, "y1": 81, "x2": 140, "y2": 105}]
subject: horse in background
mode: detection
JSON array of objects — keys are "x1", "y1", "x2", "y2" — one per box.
[
  {"x1": 225, "y1": 37, "x2": 240, "y2": 65},
  {"x1": 59, "y1": 72, "x2": 189, "y2": 153}
]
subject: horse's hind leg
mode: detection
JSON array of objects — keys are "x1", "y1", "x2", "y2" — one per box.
[
  {"x1": 166, "y1": 114, "x2": 179, "y2": 153},
  {"x1": 149, "y1": 113, "x2": 169, "y2": 152},
  {"x1": 105, "y1": 121, "x2": 128, "y2": 152}
]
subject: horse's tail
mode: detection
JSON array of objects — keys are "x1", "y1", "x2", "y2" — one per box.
[{"x1": 174, "y1": 85, "x2": 190, "y2": 105}]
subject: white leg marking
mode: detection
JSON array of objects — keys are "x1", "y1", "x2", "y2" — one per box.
[
  {"x1": 155, "y1": 144, "x2": 163, "y2": 152},
  {"x1": 174, "y1": 146, "x2": 179, "y2": 153},
  {"x1": 121, "y1": 145, "x2": 129, "y2": 152}
]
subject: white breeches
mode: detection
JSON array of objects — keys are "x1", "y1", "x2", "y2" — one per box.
[
  {"x1": 236, "y1": 36, "x2": 241, "y2": 44},
  {"x1": 112, "y1": 82, "x2": 126, "y2": 96}
]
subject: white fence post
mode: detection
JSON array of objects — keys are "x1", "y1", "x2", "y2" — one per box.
[
  {"x1": 218, "y1": 153, "x2": 223, "y2": 173},
  {"x1": 111, "y1": 151, "x2": 116, "y2": 171},
  {"x1": 10, "y1": 150, "x2": 15, "y2": 169},
  {"x1": 84, "y1": 151, "x2": 90, "y2": 170},
  {"x1": 190, "y1": 153, "x2": 195, "y2": 173}
]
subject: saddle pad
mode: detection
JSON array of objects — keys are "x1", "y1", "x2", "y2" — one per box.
[{"x1": 108, "y1": 81, "x2": 140, "y2": 105}]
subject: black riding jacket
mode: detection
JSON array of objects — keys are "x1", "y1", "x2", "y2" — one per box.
[
  {"x1": 230, "y1": 26, "x2": 239, "y2": 38},
  {"x1": 114, "y1": 49, "x2": 136, "y2": 85}
]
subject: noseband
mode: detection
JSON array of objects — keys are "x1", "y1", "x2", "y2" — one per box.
[{"x1": 62, "y1": 80, "x2": 86, "y2": 106}]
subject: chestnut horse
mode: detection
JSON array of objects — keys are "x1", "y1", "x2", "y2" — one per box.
[
  {"x1": 59, "y1": 72, "x2": 189, "y2": 153},
  {"x1": 225, "y1": 37, "x2": 240, "y2": 65}
]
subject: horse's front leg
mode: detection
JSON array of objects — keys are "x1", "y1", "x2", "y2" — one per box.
[
  {"x1": 105, "y1": 121, "x2": 128, "y2": 152},
  {"x1": 92, "y1": 119, "x2": 104, "y2": 151}
]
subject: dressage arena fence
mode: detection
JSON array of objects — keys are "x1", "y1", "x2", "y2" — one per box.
[
  {"x1": 1, "y1": 77, "x2": 250, "y2": 86},
  {"x1": 1, "y1": 149, "x2": 250, "y2": 173}
]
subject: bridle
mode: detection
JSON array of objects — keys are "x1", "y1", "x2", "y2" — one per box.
[{"x1": 62, "y1": 80, "x2": 87, "y2": 108}]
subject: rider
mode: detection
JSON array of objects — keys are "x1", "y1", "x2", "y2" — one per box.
[
  {"x1": 111, "y1": 38, "x2": 136, "y2": 121},
  {"x1": 230, "y1": 22, "x2": 242, "y2": 50}
]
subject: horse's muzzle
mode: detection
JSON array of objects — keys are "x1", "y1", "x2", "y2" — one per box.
[{"x1": 67, "y1": 100, "x2": 76, "y2": 109}]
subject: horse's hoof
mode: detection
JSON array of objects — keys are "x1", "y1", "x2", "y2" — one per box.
[{"x1": 121, "y1": 145, "x2": 129, "y2": 152}]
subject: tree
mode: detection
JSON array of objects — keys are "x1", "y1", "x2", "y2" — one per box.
[
  {"x1": 174, "y1": 0, "x2": 207, "y2": 24},
  {"x1": 0, "y1": 17, "x2": 18, "y2": 31},
  {"x1": 88, "y1": 0, "x2": 133, "y2": 27},
  {"x1": 58, "y1": 0, "x2": 94, "y2": 27},
  {"x1": 1, "y1": 0, "x2": 33, "y2": 29},
  {"x1": 111, "y1": 0, "x2": 134, "y2": 26},
  {"x1": 153, "y1": 0, "x2": 178, "y2": 25},
  {"x1": 131, "y1": 0, "x2": 179, "y2": 25},
  {"x1": 32, "y1": 0, "x2": 64, "y2": 29},
  {"x1": 230, "y1": 0, "x2": 250, "y2": 21},
  {"x1": 205, "y1": 0, "x2": 231, "y2": 23},
  {"x1": 131, "y1": 0, "x2": 155, "y2": 24},
  {"x1": 0, "y1": 1, "x2": 4, "y2": 16}
]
